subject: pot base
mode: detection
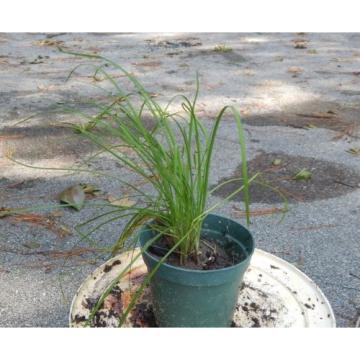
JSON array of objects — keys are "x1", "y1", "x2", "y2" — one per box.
[{"x1": 70, "y1": 248, "x2": 335, "y2": 327}]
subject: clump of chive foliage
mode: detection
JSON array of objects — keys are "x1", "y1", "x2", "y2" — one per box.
[{"x1": 60, "y1": 48, "x2": 254, "y2": 267}]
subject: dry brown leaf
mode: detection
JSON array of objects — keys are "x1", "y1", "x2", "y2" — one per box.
[
  {"x1": 233, "y1": 207, "x2": 286, "y2": 217},
  {"x1": 288, "y1": 66, "x2": 303, "y2": 74},
  {"x1": 11, "y1": 213, "x2": 72, "y2": 238},
  {"x1": 292, "y1": 39, "x2": 308, "y2": 49},
  {"x1": 108, "y1": 195, "x2": 136, "y2": 207}
]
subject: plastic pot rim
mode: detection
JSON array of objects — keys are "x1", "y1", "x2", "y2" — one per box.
[{"x1": 139, "y1": 213, "x2": 255, "y2": 275}]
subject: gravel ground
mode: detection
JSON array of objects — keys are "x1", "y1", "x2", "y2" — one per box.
[{"x1": 0, "y1": 33, "x2": 359, "y2": 327}]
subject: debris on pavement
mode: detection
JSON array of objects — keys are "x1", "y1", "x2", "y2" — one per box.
[
  {"x1": 59, "y1": 185, "x2": 86, "y2": 211},
  {"x1": 233, "y1": 205, "x2": 287, "y2": 217},
  {"x1": 346, "y1": 147, "x2": 360, "y2": 156},
  {"x1": 272, "y1": 158, "x2": 283, "y2": 166},
  {"x1": 11, "y1": 213, "x2": 72, "y2": 238},
  {"x1": 33, "y1": 39, "x2": 64, "y2": 47},
  {"x1": 293, "y1": 169, "x2": 312, "y2": 181},
  {"x1": 107, "y1": 195, "x2": 136, "y2": 207}
]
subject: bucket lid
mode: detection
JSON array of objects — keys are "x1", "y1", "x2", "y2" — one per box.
[{"x1": 69, "y1": 248, "x2": 335, "y2": 327}]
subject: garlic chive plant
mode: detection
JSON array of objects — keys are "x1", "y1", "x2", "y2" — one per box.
[{"x1": 60, "y1": 48, "x2": 258, "y2": 325}]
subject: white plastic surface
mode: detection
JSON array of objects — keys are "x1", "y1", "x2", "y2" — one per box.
[{"x1": 70, "y1": 248, "x2": 336, "y2": 327}]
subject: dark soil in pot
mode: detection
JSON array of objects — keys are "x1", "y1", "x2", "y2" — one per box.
[{"x1": 149, "y1": 237, "x2": 246, "y2": 270}]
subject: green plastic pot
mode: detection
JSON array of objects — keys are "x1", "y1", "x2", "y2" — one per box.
[{"x1": 139, "y1": 213, "x2": 255, "y2": 327}]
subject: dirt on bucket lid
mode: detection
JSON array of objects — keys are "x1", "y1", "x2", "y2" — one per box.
[{"x1": 69, "y1": 248, "x2": 335, "y2": 328}]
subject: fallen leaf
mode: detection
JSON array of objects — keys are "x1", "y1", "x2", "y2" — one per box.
[
  {"x1": 108, "y1": 196, "x2": 136, "y2": 207},
  {"x1": 233, "y1": 206, "x2": 287, "y2": 217},
  {"x1": 292, "y1": 39, "x2": 308, "y2": 49},
  {"x1": 346, "y1": 147, "x2": 360, "y2": 156},
  {"x1": 307, "y1": 49, "x2": 318, "y2": 54},
  {"x1": 305, "y1": 123, "x2": 317, "y2": 129},
  {"x1": 288, "y1": 66, "x2": 303, "y2": 74},
  {"x1": 293, "y1": 169, "x2": 312, "y2": 181},
  {"x1": 272, "y1": 159, "x2": 282, "y2": 166},
  {"x1": 59, "y1": 185, "x2": 85, "y2": 210},
  {"x1": 11, "y1": 213, "x2": 72, "y2": 238}
]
